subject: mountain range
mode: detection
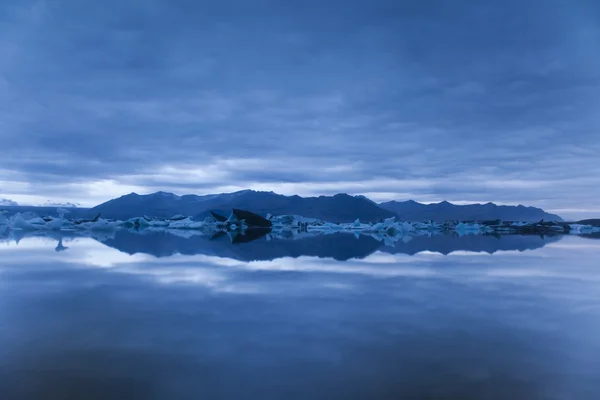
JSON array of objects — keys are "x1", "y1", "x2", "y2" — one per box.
[
  {"x1": 0, "y1": 199, "x2": 19, "y2": 207},
  {"x1": 41, "y1": 201, "x2": 80, "y2": 208},
  {"x1": 0, "y1": 199, "x2": 79, "y2": 208},
  {"x1": 89, "y1": 190, "x2": 563, "y2": 222},
  {"x1": 91, "y1": 190, "x2": 398, "y2": 222},
  {"x1": 379, "y1": 200, "x2": 562, "y2": 222}
]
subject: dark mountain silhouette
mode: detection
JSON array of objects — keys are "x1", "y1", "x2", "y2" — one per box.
[
  {"x1": 379, "y1": 200, "x2": 563, "y2": 222},
  {"x1": 6, "y1": 190, "x2": 565, "y2": 223},
  {"x1": 91, "y1": 190, "x2": 397, "y2": 223}
]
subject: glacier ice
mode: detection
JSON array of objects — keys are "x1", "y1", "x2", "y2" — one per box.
[{"x1": 0, "y1": 208, "x2": 596, "y2": 247}]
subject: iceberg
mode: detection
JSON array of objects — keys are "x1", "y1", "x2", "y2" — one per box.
[
  {"x1": 9, "y1": 213, "x2": 41, "y2": 231},
  {"x1": 77, "y1": 218, "x2": 119, "y2": 231},
  {"x1": 2, "y1": 206, "x2": 596, "y2": 243},
  {"x1": 569, "y1": 224, "x2": 600, "y2": 234},
  {"x1": 0, "y1": 209, "x2": 10, "y2": 224},
  {"x1": 456, "y1": 222, "x2": 493, "y2": 233},
  {"x1": 168, "y1": 218, "x2": 205, "y2": 230},
  {"x1": 344, "y1": 219, "x2": 371, "y2": 230},
  {"x1": 43, "y1": 217, "x2": 72, "y2": 230}
]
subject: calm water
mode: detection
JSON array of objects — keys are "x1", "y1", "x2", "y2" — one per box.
[{"x1": 1, "y1": 232, "x2": 599, "y2": 399}]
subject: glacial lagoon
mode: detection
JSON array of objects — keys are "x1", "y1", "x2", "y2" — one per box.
[{"x1": 1, "y1": 232, "x2": 600, "y2": 399}]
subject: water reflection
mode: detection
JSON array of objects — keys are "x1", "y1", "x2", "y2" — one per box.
[
  {"x1": 1, "y1": 229, "x2": 565, "y2": 261},
  {"x1": 1, "y1": 234, "x2": 599, "y2": 399}
]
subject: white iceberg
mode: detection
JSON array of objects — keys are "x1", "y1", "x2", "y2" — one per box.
[
  {"x1": 569, "y1": 224, "x2": 600, "y2": 234},
  {"x1": 78, "y1": 218, "x2": 119, "y2": 231},
  {"x1": 168, "y1": 218, "x2": 205, "y2": 230},
  {"x1": 9, "y1": 213, "x2": 40, "y2": 231}
]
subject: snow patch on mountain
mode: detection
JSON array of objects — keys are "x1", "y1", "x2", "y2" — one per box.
[
  {"x1": 0, "y1": 199, "x2": 19, "y2": 206},
  {"x1": 40, "y1": 201, "x2": 80, "y2": 208}
]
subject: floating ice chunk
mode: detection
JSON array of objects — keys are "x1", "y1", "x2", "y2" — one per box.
[
  {"x1": 226, "y1": 212, "x2": 238, "y2": 223},
  {"x1": 271, "y1": 215, "x2": 295, "y2": 225},
  {"x1": 0, "y1": 210, "x2": 10, "y2": 225},
  {"x1": 400, "y1": 222, "x2": 414, "y2": 232},
  {"x1": 168, "y1": 218, "x2": 204, "y2": 229},
  {"x1": 0, "y1": 225, "x2": 9, "y2": 238},
  {"x1": 454, "y1": 222, "x2": 493, "y2": 235},
  {"x1": 511, "y1": 221, "x2": 528, "y2": 227},
  {"x1": 455, "y1": 222, "x2": 480, "y2": 231},
  {"x1": 345, "y1": 219, "x2": 371, "y2": 230},
  {"x1": 321, "y1": 222, "x2": 342, "y2": 231},
  {"x1": 19, "y1": 212, "x2": 41, "y2": 221},
  {"x1": 27, "y1": 217, "x2": 47, "y2": 226},
  {"x1": 79, "y1": 218, "x2": 118, "y2": 231},
  {"x1": 293, "y1": 215, "x2": 320, "y2": 223},
  {"x1": 56, "y1": 208, "x2": 70, "y2": 219},
  {"x1": 9, "y1": 214, "x2": 39, "y2": 230},
  {"x1": 43, "y1": 217, "x2": 72, "y2": 230},
  {"x1": 148, "y1": 220, "x2": 170, "y2": 227},
  {"x1": 569, "y1": 224, "x2": 600, "y2": 234},
  {"x1": 412, "y1": 221, "x2": 443, "y2": 231},
  {"x1": 119, "y1": 217, "x2": 147, "y2": 228},
  {"x1": 371, "y1": 222, "x2": 385, "y2": 231}
]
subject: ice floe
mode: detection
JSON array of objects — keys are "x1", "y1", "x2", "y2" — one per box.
[{"x1": 0, "y1": 208, "x2": 597, "y2": 246}]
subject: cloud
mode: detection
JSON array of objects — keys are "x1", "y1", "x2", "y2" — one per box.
[{"x1": 1, "y1": 0, "x2": 599, "y2": 217}]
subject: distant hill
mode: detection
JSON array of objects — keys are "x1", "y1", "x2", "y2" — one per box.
[
  {"x1": 4, "y1": 190, "x2": 566, "y2": 223},
  {"x1": 0, "y1": 198, "x2": 19, "y2": 207},
  {"x1": 0, "y1": 205, "x2": 91, "y2": 219},
  {"x1": 379, "y1": 200, "x2": 563, "y2": 222},
  {"x1": 91, "y1": 190, "x2": 397, "y2": 223},
  {"x1": 40, "y1": 201, "x2": 80, "y2": 208},
  {"x1": 91, "y1": 191, "x2": 564, "y2": 222}
]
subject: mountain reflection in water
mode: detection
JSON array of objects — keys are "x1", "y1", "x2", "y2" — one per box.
[
  {"x1": 1, "y1": 229, "x2": 564, "y2": 260},
  {"x1": 1, "y1": 232, "x2": 600, "y2": 400}
]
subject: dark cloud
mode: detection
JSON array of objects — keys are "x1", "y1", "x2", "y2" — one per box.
[{"x1": 1, "y1": 0, "x2": 599, "y2": 217}]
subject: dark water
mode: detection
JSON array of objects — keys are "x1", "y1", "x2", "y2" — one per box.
[{"x1": 1, "y1": 232, "x2": 599, "y2": 399}]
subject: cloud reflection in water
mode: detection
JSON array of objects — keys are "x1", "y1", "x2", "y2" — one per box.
[{"x1": 0, "y1": 234, "x2": 599, "y2": 399}]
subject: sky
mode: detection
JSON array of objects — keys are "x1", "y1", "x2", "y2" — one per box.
[{"x1": 1, "y1": 0, "x2": 599, "y2": 219}]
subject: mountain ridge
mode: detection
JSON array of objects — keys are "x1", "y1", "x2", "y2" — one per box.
[
  {"x1": 379, "y1": 200, "x2": 562, "y2": 222},
  {"x1": 91, "y1": 190, "x2": 397, "y2": 223},
  {"x1": 90, "y1": 190, "x2": 563, "y2": 222},
  {"x1": 0, "y1": 198, "x2": 19, "y2": 207},
  {"x1": 40, "y1": 201, "x2": 80, "y2": 208}
]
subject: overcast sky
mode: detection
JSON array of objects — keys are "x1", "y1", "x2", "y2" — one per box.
[{"x1": 1, "y1": 0, "x2": 599, "y2": 218}]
